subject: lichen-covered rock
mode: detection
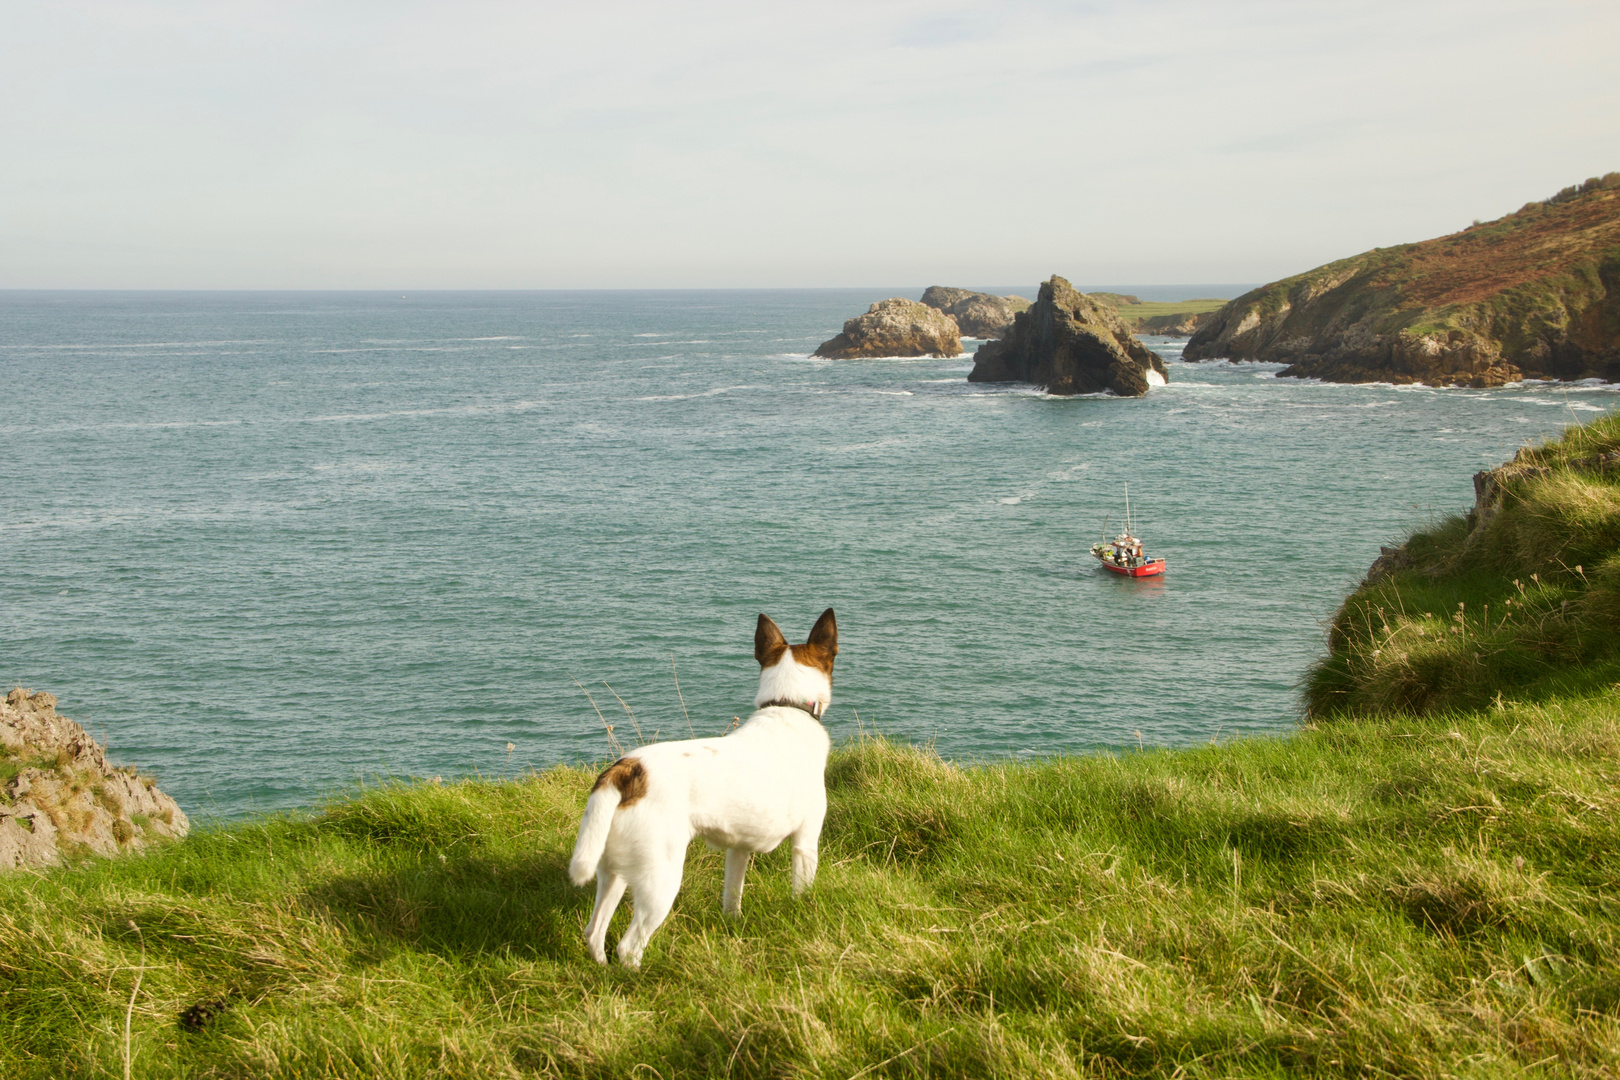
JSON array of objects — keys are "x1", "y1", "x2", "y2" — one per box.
[
  {"x1": 967, "y1": 275, "x2": 1168, "y2": 396},
  {"x1": 814, "y1": 298, "x2": 963, "y2": 359},
  {"x1": 919, "y1": 287, "x2": 1030, "y2": 339},
  {"x1": 1, "y1": 687, "x2": 188, "y2": 871}
]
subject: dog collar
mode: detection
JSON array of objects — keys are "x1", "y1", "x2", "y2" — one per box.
[{"x1": 760, "y1": 698, "x2": 825, "y2": 720}]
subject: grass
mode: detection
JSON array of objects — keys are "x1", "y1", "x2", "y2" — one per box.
[
  {"x1": 1086, "y1": 296, "x2": 1230, "y2": 329},
  {"x1": 10, "y1": 424, "x2": 1620, "y2": 1078},
  {"x1": 2, "y1": 706, "x2": 1619, "y2": 1078},
  {"x1": 1307, "y1": 412, "x2": 1620, "y2": 718}
]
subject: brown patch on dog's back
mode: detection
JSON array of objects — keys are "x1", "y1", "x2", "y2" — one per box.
[{"x1": 592, "y1": 758, "x2": 648, "y2": 808}]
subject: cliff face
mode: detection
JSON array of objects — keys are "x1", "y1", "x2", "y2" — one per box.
[
  {"x1": 814, "y1": 298, "x2": 963, "y2": 359},
  {"x1": 1184, "y1": 175, "x2": 1620, "y2": 386},
  {"x1": 2, "y1": 688, "x2": 189, "y2": 871},
  {"x1": 968, "y1": 276, "x2": 1168, "y2": 396},
  {"x1": 918, "y1": 287, "x2": 1031, "y2": 339}
]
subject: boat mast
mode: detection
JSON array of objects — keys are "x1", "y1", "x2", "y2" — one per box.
[{"x1": 1125, "y1": 482, "x2": 1131, "y2": 535}]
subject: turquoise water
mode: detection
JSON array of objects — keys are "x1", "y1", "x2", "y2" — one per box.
[{"x1": 3, "y1": 290, "x2": 1613, "y2": 818}]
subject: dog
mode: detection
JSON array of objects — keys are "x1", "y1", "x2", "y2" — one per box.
[{"x1": 568, "y1": 608, "x2": 837, "y2": 969}]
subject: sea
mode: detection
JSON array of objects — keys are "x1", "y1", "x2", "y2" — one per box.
[{"x1": 3, "y1": 289, "x2": 1613, "y2": 820}]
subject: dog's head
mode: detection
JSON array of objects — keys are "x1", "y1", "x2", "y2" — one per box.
[{"x1": 753, "y1": 608, "x2": 837, "y2": 717}]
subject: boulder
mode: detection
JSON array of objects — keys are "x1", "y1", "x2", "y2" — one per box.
[
  {"x1": 919, "y1": 287, "x2": 1031, "y2": 339},
  {"x1": 814, "y1": 299, "x2": 963, "y2": 359},
  {"x1": 967, "y1": 275, "x2": 1168, "y2": 396},
  {"x1": 1, "y1": 687, "x2": 189, "y2": 871}
]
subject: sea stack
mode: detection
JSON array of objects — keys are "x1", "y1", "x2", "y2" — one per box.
[
  {"x1": 918, "y1": 287, "x2": 1030, "y2": 339},
  {"x1": 814, "y1": 298, "x2": 963, "y2": 359},
  {"x1": 968, "y1": 275, "x2": 1168, "y2": 396}
]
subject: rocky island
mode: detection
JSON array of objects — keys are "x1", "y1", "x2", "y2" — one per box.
[
  {"x1": 1, "y1": 687, "x2": 188, "y2": 870},
  {"x1": 813, "y1": 298, "x2": 962, "y2": 359},
  {"x1": 918, "y1": 287, "x2": 1030, "y2": 339},
  {"x1": 1184, "y1": 173, "x2": 1620, "y2": 386},
  {"x1": 968, "y1": 275, "x2": 1168, "y2": 396}
]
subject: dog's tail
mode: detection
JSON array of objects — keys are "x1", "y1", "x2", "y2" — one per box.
[
  {"x1": 570, "y1": 757, "x2": 645, "y2": 885},
  {"x1": 569, "y1": 787, "x2": 619, "y2": 885}
]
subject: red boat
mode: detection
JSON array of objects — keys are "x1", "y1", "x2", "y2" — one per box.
[
  {"x1": 1090, "y1": 485, "x2": 1165, "y2": 577},
  {"x1": 1091, "y1": 532, "x2": 1165, "y2": 576}
]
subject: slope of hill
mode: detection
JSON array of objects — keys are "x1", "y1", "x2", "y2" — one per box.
[
  {"x1": 1184, "y1": 175, "x2": 1620, "y2": 385},
  {"x1": 1307, "y1": 410, "x2": 1620, "y2": 715}
]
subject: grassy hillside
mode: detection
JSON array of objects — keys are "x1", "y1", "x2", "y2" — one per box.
[
  {"x1": 3, "y1": 710, "x2": 1619, "y2": 1078},
  {"x1": 1184, "y1": 174, "x2": 1620, "y2": 383},
  {"x1": 1088, "y1": 295, "x2": 1228, "y2": 332},
  {"x1": 1308, "y1": 411, "x2": 1620, "y2": 717}
]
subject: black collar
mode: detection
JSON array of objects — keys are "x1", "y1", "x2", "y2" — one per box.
[{"x1": 759, "y1": 698, "x2": 825, "y2": 720}]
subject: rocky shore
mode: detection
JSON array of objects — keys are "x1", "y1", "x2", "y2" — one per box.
[
  {"x1": 1184, "y1": 174, "x2": 1620, "y2": 386},
  {"x1": 918, "y1": 287, "x2": 1030, "y2": 339},
  {"x1": 814, "y1": 298, "x2": 963, "y2": 359},
  {"x1": 968, "y1": 275, "x2": 1167, "y2": 396},
  {"x1": 1, "y1": 687, "x2": 188, "y2": 871}
]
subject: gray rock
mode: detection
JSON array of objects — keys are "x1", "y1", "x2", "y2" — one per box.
[
  {"x1": 919, "y1": 287, "x2": 1030, "y2": 339},
  {"x1": 1, "y1": 687, "x2": 189, "y2": 871},
  {"x1": 967, "y1": 276, "x2": 1168, "y2": 397},
  {"x1": 814, "y1": 298, "x2": 963, "y2": 359}
]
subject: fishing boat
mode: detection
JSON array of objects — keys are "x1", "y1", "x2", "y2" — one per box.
[{"x1": 1090, "y1": 485, "x2": 1165, "y2": 578}]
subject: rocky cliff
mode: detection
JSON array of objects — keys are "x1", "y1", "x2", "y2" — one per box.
[
  {"x1": 1183, "y1": 174, "x2": 1620, "y2": 386},
  {"x1": 814, "y1": 298, "x2": 963, "y2": 359},
  {"x1": 2, "y1": 688, "x2": 189, "y2": 871},
  {"x1": 918, "y1": 287, "x2": 1031, "y2": 339},
  {"x1": 968, "y1": 276, "x2": 1168, "y2": 396}
]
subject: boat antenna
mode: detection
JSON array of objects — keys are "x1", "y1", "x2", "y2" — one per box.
[{"x1": 1125, "y1": 482, "x2": 1131, "y2": 535}]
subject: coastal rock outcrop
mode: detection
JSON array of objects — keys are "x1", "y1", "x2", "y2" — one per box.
[
  {"x1": 919, "y1": 287, "x2": 1031, "y2": 339},
  {"x1": 1184, "y1": 174, "x2": 1620, "y2": 386},
  {"x1": 814, "y1": 298, "x2": 963, "y2": 359},
  {"x1": 967, "y1": 275, "x2": 1168, "y2": 396},
  {"x1": 1, "y1": 687, "x2": 189, "y2": 871},
  {"x1": 1135, "y1": 311, "x2": 1216, "y2": 337}
]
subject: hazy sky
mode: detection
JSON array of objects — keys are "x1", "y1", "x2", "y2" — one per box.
[{"x1": 4, "y1": 0, "x2": 1618, "y2": 289}]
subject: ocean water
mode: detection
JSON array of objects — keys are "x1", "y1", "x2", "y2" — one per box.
[{"x1": 3, "y1": 290, "x2": 1613, "y2": 819}]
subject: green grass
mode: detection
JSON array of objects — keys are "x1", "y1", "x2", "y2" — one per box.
[
  {"x1": 1086, "y1": 296, "x2": 1230, "y2": 327},
  {"x1": 1307, "y1": 412, "x2": 1620, "y2": 718},
  {"x1": 10, "y1": 422, "x2": 1620, "y2": 1078},
  {"x1": 3, "y1": 709, "x2": 1619, "y2": 1078}
]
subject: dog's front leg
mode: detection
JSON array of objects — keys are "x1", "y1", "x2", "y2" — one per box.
[{"x1": 722, "y1": 848, "x2": 751, "y2": 916}]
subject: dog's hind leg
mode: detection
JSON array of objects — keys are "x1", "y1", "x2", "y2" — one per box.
[
  {"x1": 722, "y1": 848, "x2": 751, "y2": 916},
  {"x1": 790, "y1": 815, "x2": 823, "y2": 895},
  {"x1": 584, "y1": 871, "x2": 627, "y2": 965},
  {"x1": 616, "y1": 863, "x2": 683, "y2": 971}
]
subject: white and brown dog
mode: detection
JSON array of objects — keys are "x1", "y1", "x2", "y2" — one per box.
[{"x1": 568, "y1": 608, "x2": 837, "y2": 969}]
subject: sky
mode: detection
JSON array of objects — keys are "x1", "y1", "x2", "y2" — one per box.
[{"x1": 3, "y1": 0, "x2": 1618, "y2": 290}]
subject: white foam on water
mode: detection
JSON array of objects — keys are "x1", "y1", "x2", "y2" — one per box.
[
  {"x1": 1146, "y1": 370, "x2": 1167, "y2": 387},
  {"x1": 634, "y1": 385, "x2": 758, "y2": 402}
]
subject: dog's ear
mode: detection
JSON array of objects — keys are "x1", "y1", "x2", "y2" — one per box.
[
  {"x1": 755, "y1": 614, "x2": 788, "y2": 667},
  {"x1": 807, "y1": 608, "x2": 838, "y2": 656}
]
